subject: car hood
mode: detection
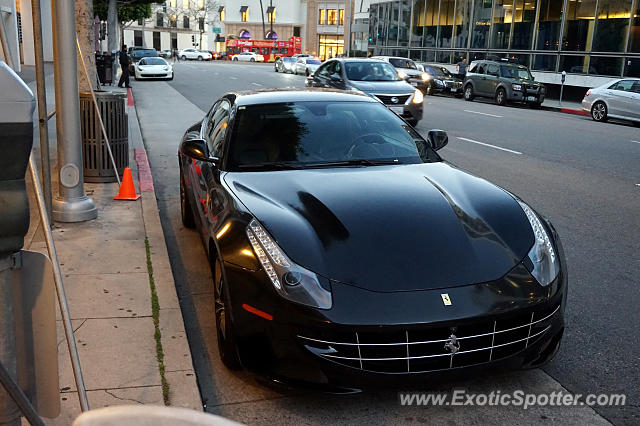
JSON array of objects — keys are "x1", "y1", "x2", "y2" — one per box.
[
  {"x1": 349, "y1": 80, "x2": 416, "y2": 94},
  {"x1": 400, "y1": 68, "x2": 424, "y2": 77},
  {"x1": 225, "y1": 163, "x2": 534, "y2": 292}
]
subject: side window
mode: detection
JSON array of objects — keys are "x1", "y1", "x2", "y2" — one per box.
[
  {"x1": 208, "y1": 100, "x2": 231, "y2": 158},
  {"x1": 610, "y1": 80, "x2": 634, "y2": 91},
  {"x1": 317, "y1": 62, "x2": 333, "y2": 77},
  {"x1": 334, "y1": 62, "x2": 342, "y2": 75},
  {"x1": 487, "y1": 64, "x2": 499, "y2": 76},
  {"x1": 475, "y1": 64, "x2": 485, "y2": 74}
]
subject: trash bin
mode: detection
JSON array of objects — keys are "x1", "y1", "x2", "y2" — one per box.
[
  {"x1": 95, "y1": 53, "x2": 114, "y2": 85},
  {"x1": 80, "y1": 91, "x2": 128, "y2": 183}
]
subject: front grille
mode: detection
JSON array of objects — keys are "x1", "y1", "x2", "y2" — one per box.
[
  {"x1": 298, "y1": 303, "x2": 560, "y2": 374},
  {"x1": 373, "y1": 94, "x2": 412, "y2": 105},
  {"x1": 445, "y1": 80, "x2": 462, "y2": 88},
  {"x1": 143, "y1": 73, "x2": 168, "y2": 77},
  {"x1": 524, "y1": 85, "x2": 539, "y2": 93}
]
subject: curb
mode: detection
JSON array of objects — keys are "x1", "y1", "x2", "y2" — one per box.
[
  {"x1": 127, "y1": 99, "x2": 203, "y2": 411},
  {"x1": 541, "y1": 105, "x2": 590, "y2": 117}
]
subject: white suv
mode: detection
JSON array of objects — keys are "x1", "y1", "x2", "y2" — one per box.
[
  {"x1": 178, "y1": 48, "x2": 212, "y2": 61},
  {"x1": 232, "y1": 52, "x2": 265, "y2": 62}
]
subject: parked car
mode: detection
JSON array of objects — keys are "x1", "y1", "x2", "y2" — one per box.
[
  {"x1": 582, "y1": 78, "x2": 640, "y2": 125},
  {"x1": 294, "y1": 57, "x2": 322, "y2": 76},
  {"x1": 178, "y1": 48, "x2": 212, "y2": 61},
  {"x1": 208, "y1": 51, "x2": 223, "y2": 60},
  {"x1": 232, "y1": 52, "x2": 265, "y2": 62},
  {"x1": 134, "y1": 57, "x2": 173, "y2": 80},
  {"x1": 372, "y1": 56, "x2": 430, "y2": 94},
  {"x1": 463, "y1": 60, "x2": 546, "y2": 107},
  {"x1": 305, "y1": 58, "x2": 423, "y2": 126},
  {"x1": 177, "y1": 88, "x2": 567, "y2": 389},
  {"x1": 128, "y1": 48, "x2": 158, "y2": 74},
  {"x1": 160, "y1": 49, "x2": 172, "y2": 59},
  {"x1": 274, "y1": 56, "x2": 297, "y2": 73},
  {"x1": 417, "y1": 63, "x2": 463, "y2": 97}
]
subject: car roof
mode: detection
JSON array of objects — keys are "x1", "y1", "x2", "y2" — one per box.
[
  {"x1": 231, "y1": 88, "x2": 377, "y2": 107},
  {"x1": 331, "y1": 57, "x2": 386, "y2": 64}
]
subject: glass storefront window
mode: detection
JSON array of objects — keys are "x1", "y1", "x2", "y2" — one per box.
[
  {"x1": 469, "y1": 51, "x2": 486, "y2": 61},
  {"x1": 318, "y1": 34, "x2": 344, "y2": 60},
  {"x1": 319, "y1": 9, "x2": 326, "y2": 25},
  {"x1": 532, "y1": 54, "x2": 557, "y2": 71},
  {"x1": 511, "y1": 0, "x2": 536, "y2": 49},
  {"x1": 411, "y1": 0, "x2": 426, "y2": 47},
  {"x1": 624, "y1": 58, "x2": 640, "y2": 77},
  {"x1": 438, "y1": 0, "x2": 455, "y2": 48},
  {"x1": 630, "y1": 4, "x2": 640, "y2": 52},
  {"x1": 455, "y1": 0, "x2": 472, "y2": 49},
  {"x1": 423, "y1": 0, "x2": 438, "y2": 47},
  {"x1": 559, "y1": 55, "x2": 591, "y2": 73},
  {"x1": 589, "y1": 56, "x2": 623, "y2": 75},
  {"x1": 389, "y1": 2, "x2": 400, "y2": 45},
  {"x1": 471, "y1": 0, "x2": 492, "y2": 49},
  {"x1": 437, "y1": 50, "x2": 454, "y2": 63},
  {"x1": 535, "y1": 0, "x2": 562, "y2": 50},
  {"x1": 491, "y1": 0, "x2": 512, "y2": 49},
  {"x1": 562, "y1": 0, "x2": 597, "y2": 51},
  {"x1": 327, "y1": 9, "x2": 338, "y2": 25},
  {"x1": 592, "y1": 0, "x2": 633, "y2": 52},
  {"x1": 399, "y1": 0, "x2": 411, "y2": 46}
]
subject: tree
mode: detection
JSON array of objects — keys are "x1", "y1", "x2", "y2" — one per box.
[{"x1": 166, "y1": 0, "x2": 219, "y2": 49}]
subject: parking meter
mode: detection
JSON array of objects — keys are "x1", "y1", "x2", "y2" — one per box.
[
  {"x1": 560, "y1": 71, "x2": 567, "y2": 106},
  {"x1": 0, "y1": 61, "x2": 33, "y2": 255},
  {"x1": 561, "y1": 71, "x2": 566, "y2": 84}
]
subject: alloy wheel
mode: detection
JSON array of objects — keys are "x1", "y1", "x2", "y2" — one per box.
[
  {"x1": 464, "y1": 85, "x2": 473, "y2": 101},
  {"x1": 591, "y1": 102, "x2": 607, "y2": 122}
]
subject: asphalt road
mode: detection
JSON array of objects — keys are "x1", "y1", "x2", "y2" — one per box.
[{"x1": 132, "y1": 60, "x2": 639, "y2": 425}]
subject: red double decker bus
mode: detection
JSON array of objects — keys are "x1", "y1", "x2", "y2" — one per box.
[{"x1": 226, "y1": 36, "x2": 302, "y2": 62}]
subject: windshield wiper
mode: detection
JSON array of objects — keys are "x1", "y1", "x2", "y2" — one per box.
[
  {"x1": 237, "y1": 162, "x2": 302, "y2": 170},
  {"x1": 303, "y1": 159, "x2": 400, "y2": 168}
]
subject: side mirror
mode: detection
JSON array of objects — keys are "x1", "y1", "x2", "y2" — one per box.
[
  {"x1": 427, "y1": 129, "x2": 448, "y2": 151},
  {"x1": 180, "y1": 137, "x2": 218, "y2": 163},
  {"x1": 330, "y1": 73, "x2": 342, "y2": 81}
]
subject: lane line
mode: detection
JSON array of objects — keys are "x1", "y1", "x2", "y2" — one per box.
[
  {"x1": 463, "y1": 109, "x2": 503, "y2": 118},
  {"x1": 230, "y1": 76, "x2": 238, "y2": 80},
  {"x1": 457, "y1": 137, "x2": 523, "y2": 155},
  {"x1": 631, "y1": 140, "x2": 640, "y2": 144},
  {"x1": 251, "y1": 82, "x2": 262, "y2": 86}
]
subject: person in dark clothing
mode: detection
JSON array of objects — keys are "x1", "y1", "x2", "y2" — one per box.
[{"x1": 117, "y1": 45, "x2": 131, "y2": 88}]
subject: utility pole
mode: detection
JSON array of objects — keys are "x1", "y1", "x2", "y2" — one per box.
[
  {"x1": 346, "y1": 0, "x2": 353, "y2": 57},
  {"x1": 51, "y1": 0, "x2": 98, "y2": 222}
]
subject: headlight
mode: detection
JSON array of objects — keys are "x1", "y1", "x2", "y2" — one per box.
[
  {"x1": 518, "y1": 201, "x2": 560, "y2": 286},
  {"x1": 412, "y1": 89, "x2": 423, "y2": 104},
  {"x1": 398, "y1": 70, "x2": 407, "y2": 79},
  {"x1": 512, "y1": 84, "x2": 522, "y2": 91},
  {"x1": 434, "y1": 78, "x2": 444, "y2": 86},
  {"x1": 246, "y1": 219, "x2": 332, "y2": 309},
  {"x1": 163, "y1": 66, "x2": 169, "y2": 71},
  {"x1": 421, "y1": 73, "x2": 430, "y2": 81}
]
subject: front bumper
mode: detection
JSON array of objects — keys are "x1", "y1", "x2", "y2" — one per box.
[
  {"x1": 407, "y1": 77, "x2": 429, "y2": 93},
  {"x1": 507, "y1": 85, "x2": 546, "y2": 104},
  {"x1": 136, "y1": 71, "x2": 172, "y2": 79},
  {"x1": 224, "y1": 260, "x2": 567, "y2": 390}
]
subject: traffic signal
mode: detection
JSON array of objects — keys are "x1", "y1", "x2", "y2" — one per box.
[
  {"x1": 100, "y1": 22, "x2": 106, "y2": 40},
  {"x1": 191, "y1": 35, "x2": 195, "y2": 43}
]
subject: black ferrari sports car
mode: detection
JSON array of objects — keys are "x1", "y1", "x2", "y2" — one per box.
[{"x1": 178, "y1": 89, "x2": 566, "y2": 390}]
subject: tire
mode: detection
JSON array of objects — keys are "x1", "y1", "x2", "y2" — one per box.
[
  {"x1": 250, "y1": 58, "x2": 255, "y2": 62},
  {"x1": 179, "y1": 169, "x2": 195, "y2": 229},
  {"x1": 233, "y1": 57, "x2": 238, "y2": 61},
  {"x1": 591, "y1": 101, "x2": 608, "y2": 122},
  {"x1": 495, "y1": 88, "x2": 507, "y2": 106},
  {"x1": 464, "y1": 84, "x2": 474, "y2": 101},
  {"x1": 197, "y1": 56, "x2": 203, "y2": 61},
  {"x1": 181, "y1": 55, "x2": 186, "y2": 61},
  {"x1": 212, "y1": 255, "x2": 242, "y2": 370},
  {"x1": 168, "y1": 74, "x2": 174, "y2": 81},
  {"x1": 306, "y1": 69, "x2": 310, "y2": 76},
  {"x1": 274, "y1": 66, "x2": 278, "y2": 72}
]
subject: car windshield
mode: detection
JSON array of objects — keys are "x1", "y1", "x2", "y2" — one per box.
[
  {"x1": 307, "y1": 59, "x2": 321, "y2": 65},
  {"x1": 501, "y1": 65, "x2": 531, "y2": 80},
  {"x1": 389, "y1": 58, "x2": 417, "y2": 70},
  {"x1": 143, "y1": 58, "x2": 166, "y2": 65},
  {"x1": 228, "y1": 101, "x2": 440, "y2": 171},
  {"x1": 132, "y1": 50, "x2": 157, "y2": 59},
  {"x1": 284, "y1": 57, "x2": 295, "y2": 62},
  {"x1": 344, "y1": 62, "x2": 401, "y2": 81},
  {"x1": 433, "y1": 67, "x2": 452, "y2": 77}
]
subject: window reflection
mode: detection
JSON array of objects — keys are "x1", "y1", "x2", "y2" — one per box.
[
  {"x1": 454, "y1": 0, "x2": 472, "y2": 49},
  {"x1": 471, "y1": 0, "x2": 492, "y2": 49},
  {"x1": 630, "y1": 3, "x2": 640, "y2": 52},
  {"x1": 399, "y1": 0, "x2": 411, "y2": 45},
  {"x1": 511, "y1": 0, "x2": 535, "y2": 49},
  {"x1": 491, "y1": 0, "x2": 512, "y2": 50},
  {"x1": 593, "y1": 0, "x2": 633, "y2": 52},
  {"x1": 589, "y1": 56, "x2": 623, "y2": 75},
  {"x1": 562, "y1": 0, "x2": 597, "y2": 51},
  {"x1": 532, "y1": 54, "x2": 557, "y2": 71},
  {"x1": 438, "y1": 0, "x2": 455, "y2": 48},
  {"x1": 423, "y1": 0, "x2": 438, "y2": 47},
  {"x1": 411, "y1": 0, "x2": 426, "y2": 47},
  {"x1": 535, "y1": 0, "x2": 562, "y2": 50}
]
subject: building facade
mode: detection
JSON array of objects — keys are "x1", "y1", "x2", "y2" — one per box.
[{"x1": 368, "y1": 0, "x2": 640, "y2": 87}]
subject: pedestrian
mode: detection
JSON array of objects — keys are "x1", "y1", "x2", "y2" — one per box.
[
  {"x1": 456, "y1": 57, "x2": 468, "y2": 80},
  {"x1": 173, "y1": 49, "x2": 180, "y2": 63},
  {"x1": 117, "y1": 44, "x2": 131, "y2": 88}
]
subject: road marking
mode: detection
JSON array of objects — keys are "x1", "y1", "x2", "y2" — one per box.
[
  {"x1": 463, "y1": 109, "x2": 503, "y2": 118},
  {"x1": 631, "y1": 140, "x2": 640, "y2": 144},
  {"x1": 457, "y1": 137, "x2": 523, "y2": 155},
  {"x1": 230, "y1": 76, "x2": 238, "y2": 80},
  {"x1": 251, "y1": 82, "x2": 262, "y2": 86}
]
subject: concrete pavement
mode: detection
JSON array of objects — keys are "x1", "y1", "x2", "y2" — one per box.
[{"x1": 22, "y1": 71, "x2": 201, "y2": 424}]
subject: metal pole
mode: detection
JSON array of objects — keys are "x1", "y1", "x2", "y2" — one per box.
[
  {"x1": 29, "y1": 156, "x2": 90, "y2": 412},
  {"x1": 51, "y1": 0, "x2": 97, "y2": 223},
  {"x1": 76, "y1": 38, "x2": 121, "y2": 186},
  {"x1": 0, "y1": 9, "x2": 15, "y2": 69},
  {"x1": 30, "y1": 0, "x2": 53, "y2": 223},
  {"x1": 0, "y1": 256, "x2": 20, "y2": 426},
  {"x1": 0, "y1": 360, "x2": 45, "y2": 426},
  {"x1": 346, "y1": 0, "x2": 353, "y2": 57}
]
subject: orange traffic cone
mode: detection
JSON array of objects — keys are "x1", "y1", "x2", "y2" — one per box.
[{"x1": 114, "y1": 167, "x2": 141, "y2": 200}]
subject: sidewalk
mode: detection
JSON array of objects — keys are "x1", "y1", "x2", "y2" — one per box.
[
  {"x1": 540, "y1": 98, "x2": 589, "y2": 116},
  {"x1": 23, "y1": 74, "x2": 201, "y2": 423}
]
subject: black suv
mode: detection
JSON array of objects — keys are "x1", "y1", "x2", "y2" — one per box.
[{"x1": 463, "y1": 60, "x2": 545, "y2": 107}]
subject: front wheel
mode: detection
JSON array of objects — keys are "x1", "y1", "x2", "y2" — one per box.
[
  {"x1": 179, "y1": 169, "x2": 195, "y2": 229},
  {"x1": 250, "y1": 58, "x2": 255, "y2": 62},
  {"x1": 233, "y1": 57, "x2": 238, "y2": 61},
  {"x1": 213, "y1": 256, "x2": 242, "y2": 370},
  {"x1": 197, "y1": 56, "x2": 203, "y2": 61},
  {"x1": 591, "y1": 101, "x2": 608, "y2": 122},
  {"x1": 181, "y1": 55, "x2": 186, "y2": 61},
  {"x1": 495, "y1": 88, "x2": 507, "y2": 106},
  {"x1": 464, "y1": 84, "x2": 474, "y2": 101}
]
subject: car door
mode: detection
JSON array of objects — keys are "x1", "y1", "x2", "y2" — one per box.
[
  {"x1": 471, "y1": 63, "x2": 488, "y2": 95},
  {"x1": 608, "y1": 80, "x2": 638, "y2": 119},
  {"x1": 485, "y1": 63, "x2": 500, "y2": 96},
  {"x1": 629, "y1": 81, "x2": 640, "y2": 119},
  {"x1": 328, "y1": 61, "x2": 347, "y2": 90},
  {"x1": 310, "y1": 61, "x2": 335, "y2": 87}
]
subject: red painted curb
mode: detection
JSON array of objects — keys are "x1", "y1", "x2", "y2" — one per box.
[
  {"x1": 127, "y1": 88, "x2": 134, "y2": 106},
  {"x1": 134, "y1": 148, "x2": 155, "y2": 193},
  {"x1": 559, "y1": 108, "x2": 589, "y2": 117}
]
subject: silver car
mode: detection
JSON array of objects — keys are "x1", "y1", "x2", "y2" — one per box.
[
  {"x1": 582, "y1": 78, "x2": 640, "y2": 125},
  {"x1": 295, "y1": 57, "x2": 322, "y2": 76}
]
